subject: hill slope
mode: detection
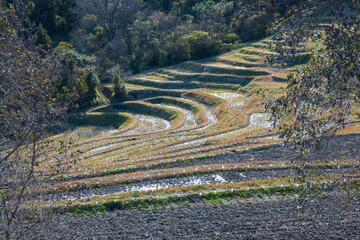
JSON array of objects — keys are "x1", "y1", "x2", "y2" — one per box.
[{"x1": 38, "y1": 38, "x2": 359, "y2": 216}]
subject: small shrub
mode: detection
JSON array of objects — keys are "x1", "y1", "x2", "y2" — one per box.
[{"x1": 112, "y1": 73, "x2": 127, "y2": 102}]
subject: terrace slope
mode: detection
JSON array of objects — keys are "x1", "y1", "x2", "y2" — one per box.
[
  {"x1": 36, "y1": 38, "x2": 359, "y2": 223},
  {"x1": 60, "y1": 38, "x2": 288, "y2": 190}
]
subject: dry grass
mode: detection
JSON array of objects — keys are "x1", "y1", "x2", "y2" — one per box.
[{"x1": 23, "y1": 37, "x2": 360, "y2": 210}]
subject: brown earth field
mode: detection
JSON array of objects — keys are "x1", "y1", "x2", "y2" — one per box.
[{"x1": 30, "y1": 194, "x2": 359, "y2": 240}]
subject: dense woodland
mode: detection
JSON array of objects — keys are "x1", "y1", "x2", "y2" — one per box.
[{"x1": 1, "y1": 0, "x2": 285, "y2": 107}]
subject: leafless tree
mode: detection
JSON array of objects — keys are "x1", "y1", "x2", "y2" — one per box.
[
  {"x1": 263, "y1": 0, "x2": 360, "y2": 205},
  {"x1": 73, "y1": 0, "x2": 144, "y2": 41},
  {"x1": 0, "y1": 6, "x2": 83, "y2": 239}
]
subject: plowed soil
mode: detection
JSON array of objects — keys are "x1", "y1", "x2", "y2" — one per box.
[{"x1": 31, "y1": 195, "x2": 360, "y2": 240}]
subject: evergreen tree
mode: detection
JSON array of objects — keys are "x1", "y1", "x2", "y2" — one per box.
[
  {"x1": 35, "y1": 23, "x2": 52, "y2": 50},
  {"x1": 112, "y1": 72, "x2": 127, "y2": 101},
  {"x1": 83, "y1": 70, "x2": 100, "y2": 104}
]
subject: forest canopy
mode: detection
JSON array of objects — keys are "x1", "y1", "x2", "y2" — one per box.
[{"x1": 2, "y1": 0, "x2": 277, "y2": 74}]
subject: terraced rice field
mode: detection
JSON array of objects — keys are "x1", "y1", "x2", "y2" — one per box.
[{"x1": 38, "y1": 38, "x2": 359, "y2": 216}]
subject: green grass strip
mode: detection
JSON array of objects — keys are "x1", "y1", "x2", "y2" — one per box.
[{"x1": 63, "y1": 186, "x2": 298, "y2": 215}]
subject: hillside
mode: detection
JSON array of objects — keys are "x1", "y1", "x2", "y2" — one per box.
[
  {"x1": 2, "y1": 33, "x2": 359, "y2": 239},
  {"x1": 15, "y1": 36, "x2": 357, "y2": 239},
  {"x1": 2, "y1": 1, "x2": 360, "y2": 239},
  {"x1": 36, "y1": 37, "x2": 359, "y2": 210}
]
